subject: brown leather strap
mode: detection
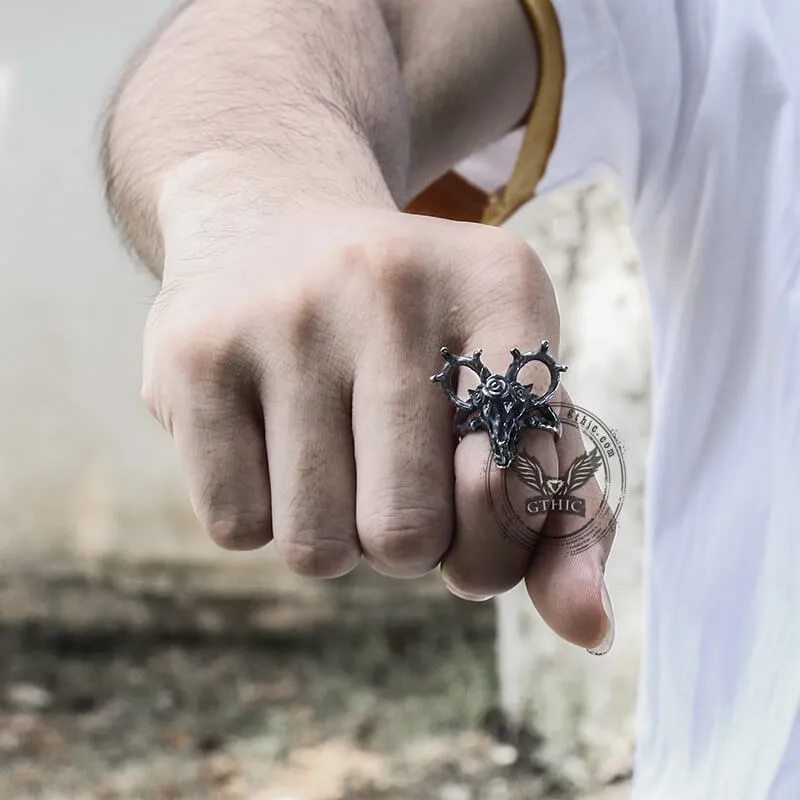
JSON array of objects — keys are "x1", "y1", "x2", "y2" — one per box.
[{"x1": 404, "y1": 0, "x2": 565, "y2": 227}]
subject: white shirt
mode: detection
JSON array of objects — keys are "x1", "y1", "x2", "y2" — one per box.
[{"x1": 462, "y1": 1, "x2": 800, "y2": 797}]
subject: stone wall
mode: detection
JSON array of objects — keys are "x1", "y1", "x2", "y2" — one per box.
[{"x1": 499, "y1": 184, "x2": 651, "y2": 789}]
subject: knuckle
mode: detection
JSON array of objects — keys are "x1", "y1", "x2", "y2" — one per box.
[
  {"x1": 373, "y1": 258, "x2": 429, "y2": 321},
  {"x1": 335, "y1": 230, "x2": 408, "y2": 277},
  {"x1": 359, "y1": 504, "x2": 449, "y2": 573},
  {"x1": 146, "y1": 282, "x2": 260, "y2": 389},
  {"x1": 164, "y1": 323, "x2": 228, "y2": 382},
  {"x1": 485, "y1": 231, "x2": 559, "y2": 317},
  {"x1": 480, "y1": 225, "x2": 537, "y2": 265},
  {"x1": 160, "y1": 315, "x2": 256, "y2": 389},
  {"x1": 333, "y1": 238, "x2": 375, "y2": 276},
  {"x1": 366, "y1": 238, "x2": 422, "y2": 289},
  {"x1": 501, "y1": 245, "x2": 548, "y2": 294},
  {"x1": 342, "y1": 234, "x2": 429, "y2": 322},
  {"x1": 275, "y1": 284, "x2": 329, "y2": 356},
  {"x1": 279, "y1": 533, "x2": 360, "y2": 579}
]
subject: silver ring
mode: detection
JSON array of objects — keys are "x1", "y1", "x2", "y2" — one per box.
[{"x1": 430, "y1": 342, "x2": 568, "y2": 469}]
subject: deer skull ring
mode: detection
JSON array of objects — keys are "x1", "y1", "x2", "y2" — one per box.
[{"x1": 431, "y1": 342, "x2": 568, "y2": 469}]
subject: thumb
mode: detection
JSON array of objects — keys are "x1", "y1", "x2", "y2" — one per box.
[{"x1": 524, "y1": 388, "x2": 617, "y2": 653}]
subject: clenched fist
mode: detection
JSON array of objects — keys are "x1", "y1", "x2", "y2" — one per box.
[{"x1": 142, "y1": 165, "x2": 614, "y2": 653}]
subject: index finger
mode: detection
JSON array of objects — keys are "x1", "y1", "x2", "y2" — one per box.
[{"x1": 439, "y1": 237, "x2": 563, "y2": 598}]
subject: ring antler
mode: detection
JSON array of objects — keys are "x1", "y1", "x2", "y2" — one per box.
[
  {"x1": 430, "y1": 347, "x2": 490, "y2": 410},
  {"x1": 431, "y1": 342, "x2": 569, "y2": 468},
  {"x1": 505, "y1": 342, "x2": 568, "y2": 406}
]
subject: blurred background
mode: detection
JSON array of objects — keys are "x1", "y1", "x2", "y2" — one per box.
[{"x1": 0, "y1": 2, "x2": 650, "y2": 798}]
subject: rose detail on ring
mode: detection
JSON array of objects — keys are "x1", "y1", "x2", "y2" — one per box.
[{"x1": 482, "y1": 375, "x2": 509, "y2": 398}]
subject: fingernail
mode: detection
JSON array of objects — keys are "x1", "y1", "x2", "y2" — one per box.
[{"x1": 587, "y1": 578, "x2": 615, "y2": 656}]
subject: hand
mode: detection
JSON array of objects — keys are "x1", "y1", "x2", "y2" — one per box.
[{"x1": 142, "y1": 172, "x2": 615, "y2": 652}]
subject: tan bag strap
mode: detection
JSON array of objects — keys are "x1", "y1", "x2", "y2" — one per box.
[{"x1": 404, "y1": 0, "x2": 565, "y2": 227}]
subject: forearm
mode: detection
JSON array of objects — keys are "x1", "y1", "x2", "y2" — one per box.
[{"x1": 101, "y1": 0, "x2": 538, "y2": 273}]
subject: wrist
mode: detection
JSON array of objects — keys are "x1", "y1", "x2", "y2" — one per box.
[
  {"x1": 156, "y1": 146, "x2": 399, "y2": 262},
  {"x1": 161, "y1": 144, "x2": 396, "y2": 216}
]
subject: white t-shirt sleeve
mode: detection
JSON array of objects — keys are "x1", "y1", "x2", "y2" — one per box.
[{"x1": 457, "y1": 0, "x2": 684, "y2": 211}]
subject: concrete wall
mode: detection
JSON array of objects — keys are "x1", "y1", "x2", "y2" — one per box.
[{"x1": 0, "y1": 1, "x2": 217, "y2": 569}]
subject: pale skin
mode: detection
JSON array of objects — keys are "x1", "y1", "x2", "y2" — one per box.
[{"x1": 102, "y1": 0, "x2": 615, "y2": 653}]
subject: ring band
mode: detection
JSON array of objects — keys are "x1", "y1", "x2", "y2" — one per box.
[{"x1": 431, "y1": 342, "x2": 567, "y2": 469}]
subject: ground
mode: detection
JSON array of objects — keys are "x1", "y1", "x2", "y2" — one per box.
[{"x1": 0, "y1": 578, "x2": 631, "y2": 800}]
